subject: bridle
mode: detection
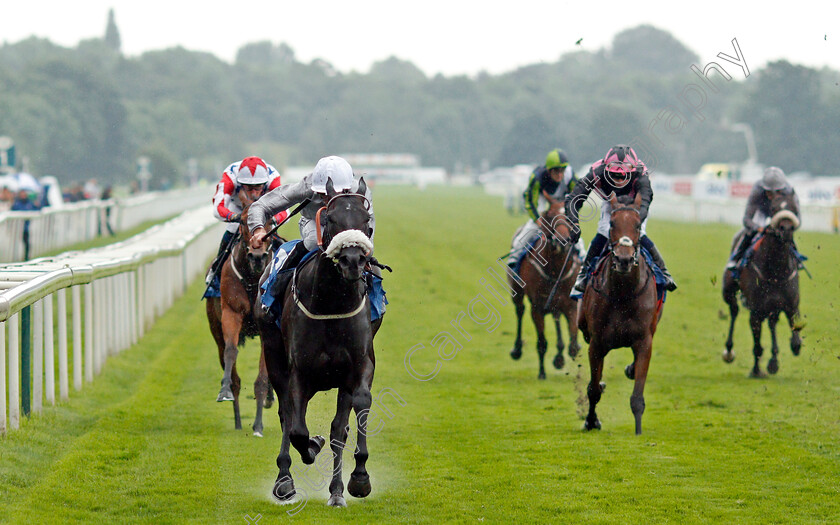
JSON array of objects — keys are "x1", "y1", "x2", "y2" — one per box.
[
  {"x1": 292, "y1": 191, "x2": 373, "y2": 320},
  {"x1": 608, "y1": 205, "x2": 641, "y2": 268},
  {"x1": 315, "y1": 192, "x2": 372, "y2": 251}
]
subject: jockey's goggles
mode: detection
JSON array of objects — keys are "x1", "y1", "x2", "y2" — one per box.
[{"x1": 605, "y1": 161, "x2": 637, "y2": 174}]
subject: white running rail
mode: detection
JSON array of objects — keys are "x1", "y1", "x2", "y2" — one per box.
[
  {"x1": 0, "y1": 205, "x2": 224, "y2": 434},
  {"x1": 0, "y1": 186, "x2": 212, "y2": 263}
]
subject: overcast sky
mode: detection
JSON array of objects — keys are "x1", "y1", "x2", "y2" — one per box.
[{"x1": 1, "y1": 1, "x2": 837, "y2": 76}]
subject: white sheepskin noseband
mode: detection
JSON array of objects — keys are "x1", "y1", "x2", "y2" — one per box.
[
  {"x1": 770, "y1": 210, "x2": 800, "y2": 230},
  {"x1": 325, "y1": 229, "x2": 373, "y2": 259}
]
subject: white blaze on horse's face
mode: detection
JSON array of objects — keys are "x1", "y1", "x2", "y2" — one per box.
[{"x1": 618, "y1": 236, "x2": 634, "y2": 247}]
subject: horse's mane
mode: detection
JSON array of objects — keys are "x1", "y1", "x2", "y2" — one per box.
[{"x1": 615, "y1": 194, "x2": 635, "y2": 205}]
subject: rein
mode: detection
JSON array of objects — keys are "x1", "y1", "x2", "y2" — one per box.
[
  {"x1": 228, "y1": 243, "x2": 261, "y2": 295},
  {"x1": 590, "y1": 253, "x2": 653, "y2": 300},
  {"x1": 315, "y1": 192, "x2": 371, "y2": 249}
]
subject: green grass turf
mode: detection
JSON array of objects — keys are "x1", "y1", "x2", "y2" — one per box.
[{"x1": 1, "y1": 185, "x2": 838, "y2": 524}]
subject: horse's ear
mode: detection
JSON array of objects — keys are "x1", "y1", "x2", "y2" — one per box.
[
  {"x1": 357, "y1": 177, "x2": 367, "y2": 196},
  {"x1": 609, "y1": 193, "x2": 619, "y2": 208},
  {"x1": 634, "y1": 191, "x2": 642, "y2": 207},
  {"x1": 325, "y1": 177, "x2": 337, "y2": 199}
]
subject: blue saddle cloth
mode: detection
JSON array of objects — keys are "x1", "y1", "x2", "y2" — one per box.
[
  {"x1": 571, "y1": 247, "x2": 667, "y2": 303},
  {"x1": 203, "y1": 272, "x2": 222, "y2": 299},
  {"x1": 260, "y1": 240, "x2": 387, "y2": 329}
]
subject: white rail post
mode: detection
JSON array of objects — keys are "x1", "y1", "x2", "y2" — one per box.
[
  {"x1": 33, "y1": 299, "x2": 43, "y2": 414},
  {"x1": 72, "y1": 286, "x2": 82, "y2": 391},
  {"x1": 129, "y1": 270, "x2": 138, "y2": 345},
  {"x1": 94, "y1": 280, "x2": 104, "y2": 374},
  {"x1": 1, "y1": 321, "x2": 6, "y2": 435},
  {"x1": 57, "y1": 288, "x2": 69, "y2": 400},
  {"x1": 44, "y1": 294, "x2": 55, "y2": 406},
  {"x1": 8, "y1": 313, "x2": 19, "y2": 430},
  {"x1": 136, "y1": 267, "x2": 145, "y2": 339},
  {"x1": 84, "y1": 283, "x2": 94, "y2": 382}
]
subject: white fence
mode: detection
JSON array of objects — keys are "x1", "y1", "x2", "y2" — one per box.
[
  {"x1": 0, "y1": 206, "x2": 223, "y2": 434},
  {"x1": 0, "y1": 186, "x2": 212, "y2": 263},
  {"x1": 649, "y1": 177, "x2": 840, "y2": 232},
  {"x1": 649, "y1": 194, "x2": 839, "y2": 233}
]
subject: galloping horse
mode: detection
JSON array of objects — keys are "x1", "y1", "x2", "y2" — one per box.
[
  {"x1": 259, "y1": 178, "x2": 376, "y2": 507},
  {"x1": 722, "y1": 192, "x2": 802, "y2": 377},
  {"x1": 509, "y1": 200, "x2": 582, "y2": 378},
  {"x1": 579, "y1": 193, "x2": 664, "y2": 435},
  {"x1": 206, "y1": 198, "x2": 275, "y2": 436}
]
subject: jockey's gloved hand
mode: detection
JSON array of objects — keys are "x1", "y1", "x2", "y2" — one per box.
[
  {"x1": 227, "y1": 213, "x2": 241, "y2": 223},
  {"x1": 567, "y1": 229, "x2": 580, "y2": 245}
]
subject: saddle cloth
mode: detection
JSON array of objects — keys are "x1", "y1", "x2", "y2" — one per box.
[{"x1": 260, "y1": 240, "x2": 387, "y2": 329}]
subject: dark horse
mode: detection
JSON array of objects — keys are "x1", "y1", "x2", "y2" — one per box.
[
  {"x1": 206, "y1": 198, "x2": 275, "y2": 436},
  {"x1": 579, "y1": 193, "x2": 664, "y2": 435},
  {"x1": 509, "y1": 200, "x2": 582, "y2": 378},
  {"x1": 258, "y1": 178, "x2": 379, "y2": 508},
  {"x1": 722, "y1": 193, "x2": 802, "y2": 377}
]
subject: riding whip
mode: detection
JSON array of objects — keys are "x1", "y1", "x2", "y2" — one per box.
[{"x1": 263, "y1": 198, "x2": 311, "y2": 239}]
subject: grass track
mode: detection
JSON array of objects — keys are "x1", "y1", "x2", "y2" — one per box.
[{"x1": 1, "y1": 186, "x2": 838, "y2": 523}]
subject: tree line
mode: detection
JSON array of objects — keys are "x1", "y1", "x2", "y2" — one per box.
[{"x1": 0, "y1": 24, "x2": 837, "y2": 188}]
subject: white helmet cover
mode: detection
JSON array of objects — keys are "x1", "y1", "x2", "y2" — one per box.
[
  {"x1": 311, "y1": 155, "x2": 354, "y2": 193},
  {"x1": 236, "y1": 156, "x2": 270, "y2": 185},
  {"x1": 759, "y1": 166, "x2": 788, "y2": 191}
]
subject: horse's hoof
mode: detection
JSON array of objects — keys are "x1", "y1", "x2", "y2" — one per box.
[
  {"x1": 273, "y1": 477, "x2": 296, "y2": 502},
  {"x1": 568, "y1": 343, "x2": 581, "y2": 360},
  {"x1": 217, "y1": 384, "x2": 234, "y2": 402},
  {"x1": 310, "y1": 435, "x2": 326, "y2": 455},
  {"x1": 767, "y1": 358, "x2": 779, "y2": 375},
  {"x1": 625, "y1": 363, "x2": 635, "y2": 380},
  {"x1": 253, "y1": 431, "x2": 263, "y2": 438},
  {"x1": 510, "y1": 347, "x2": 522, "y2": 360},
  {"x1": 749, "y1": 368, "x2": 768, "y2": 379},
  {"x1": 348, "y1": 473, "x2": 372, "y2": 498},
  {"x1": 791, "y1": 339, "x2": 801, "y2": 356},
  {"x1": 583, "y1": 418, "x2": 601, "y2": 431},
  {"x1": 327, "y1": 494, "x2": 347, "y2": 507},
  {"x1": 263, "y1": 398, "x2": 274, "y2": 409},
  {"x1": 599, "y1": 381, "x2": 606, "y2": 392},
  {"x1": 553, "y1": 353, "x2": 564, "y2": 370},
  {"x1": 722, "y1": 350, "x2": 735, "y2": 363},
  {"x1": 538, "y1": 371, "x2": 546, "y2": 380}
]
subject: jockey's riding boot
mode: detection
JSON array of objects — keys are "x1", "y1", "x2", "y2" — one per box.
[
  {"x1": 571, "y1": 250, "x2": 595, "y2": 295},
  {"x1": 645, "y1": 243, "x2": 677, "y2": 292},
  {"x1": 207, "y1": 230, "x2": 236, "y2": 284},
  {"x1": 507, "y1": 245, "x2": 522, "y2": 269},
  {"x1": 571, "y1": 267, "x2": 588, "y2": 295},
  {"x1": 571, "y1": 234, "x2": 607, "y2": 297},
  {"x1": 728, "y1": 230, "x2": 756, "y2": 271}
]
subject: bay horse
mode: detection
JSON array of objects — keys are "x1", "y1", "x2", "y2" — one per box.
[
  {"x1": 258, "y1": 178, "x2": 377, "y2": 508},
  {"x1": 722, "y1": 192, "x2": 802, "y2": 377},
  {"x1": 579, "y1": 193, "x2": 664, "y2": 435},
  {"x1": 509, "y1": 200, "x2": 582, "y2": 378},
  {"x1": 206, "y1": 198, "x2": 275, "y2": 436}
]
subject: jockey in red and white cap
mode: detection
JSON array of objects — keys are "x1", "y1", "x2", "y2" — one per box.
[{"x1": 205, "y1": 156, "x2": 287, "y2": 287}]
